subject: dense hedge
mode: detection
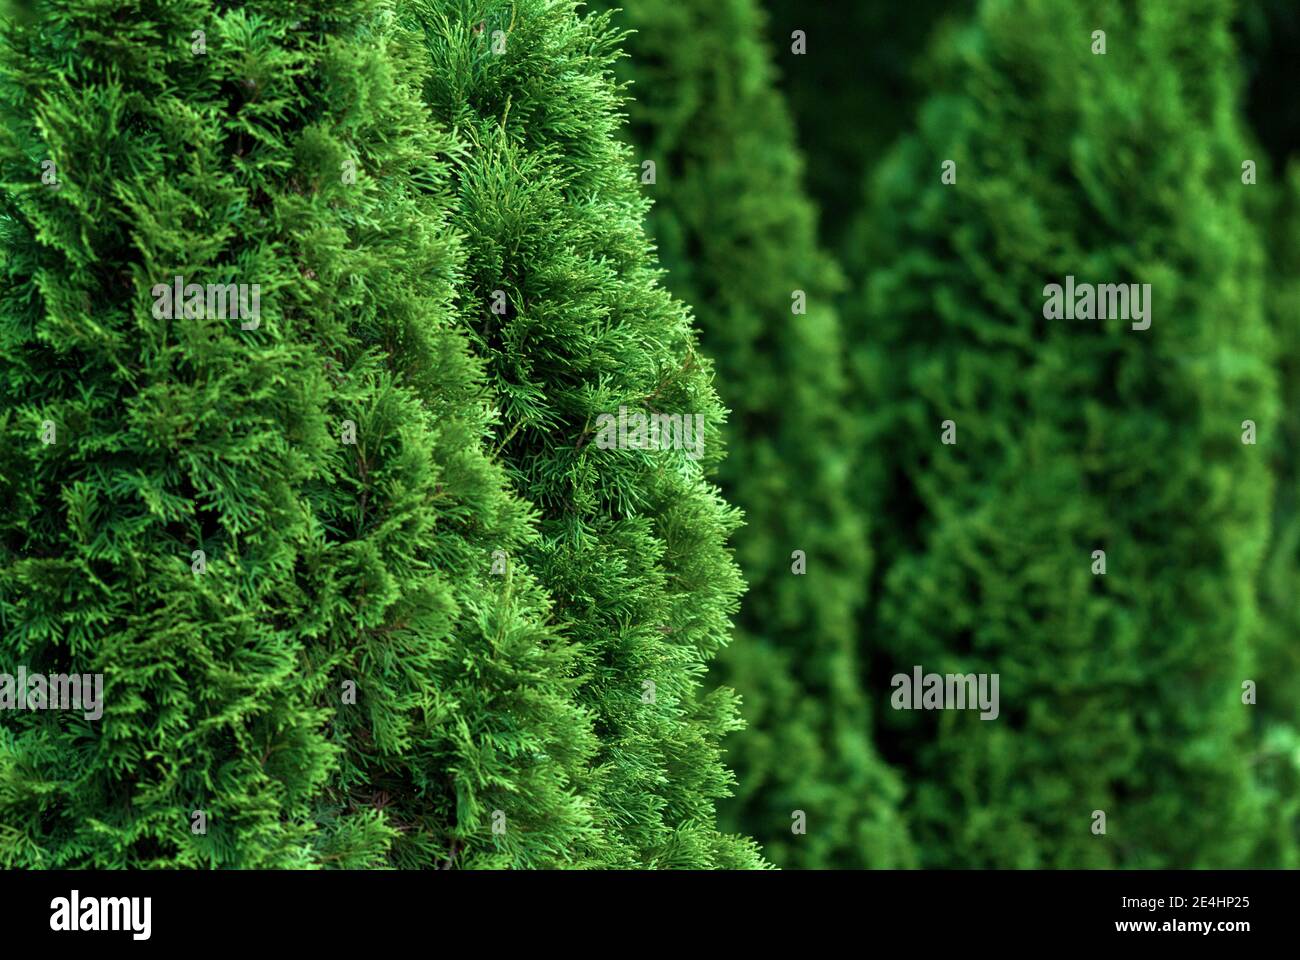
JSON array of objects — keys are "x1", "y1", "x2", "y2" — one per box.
[{"x1": 5, "y1": 0, "x2": 1293, "y2": 873}]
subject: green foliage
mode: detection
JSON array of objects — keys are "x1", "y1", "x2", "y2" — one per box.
[
  {"x1": 11, "y1": 0, "x2": 1284, "y2": 875},
  {"x1": 0, "y1": 0, "x2": 602, "y2": 868},
  {"x1": 1239, "y1": 0, "x2": 1300, "y2": 869},
  {"x1": 588, "y1": 0, "x2": 912, "y2": 868},
  {"x1": 850, "y1": 0, "x2": 1278, "y2": 867},
  {"x1": 1252, "y1": 161, "x2": 1300, "y2": 866},
  {"x1": 408, "y1": 0, "x2": 764, "y2": 868}
]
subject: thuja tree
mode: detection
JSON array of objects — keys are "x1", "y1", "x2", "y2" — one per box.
[
  {"x1": 410, "y1": 0, "x2": 765, "y2": 868},
  {"x1": 0, "y1": 0, "x2": 601, "y2": 868},
  {"x1": 587, "y1": 0, "x2": 912, "y2": 868},
  {"x1": 849, "y1": 0, "x2": 1277, "y2": 867}
]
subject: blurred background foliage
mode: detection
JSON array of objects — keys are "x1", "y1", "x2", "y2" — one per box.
[{"x1": 611, "y1": 0, "x2": 1300, "y2": 867}]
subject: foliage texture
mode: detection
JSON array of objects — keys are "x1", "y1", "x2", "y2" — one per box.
[
  {"x1": 409, "y1": 0, "x2": 764, "y2": 868},
  {"x1": 0, "y1": 0, "x2": 604, "y2": 869}
]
